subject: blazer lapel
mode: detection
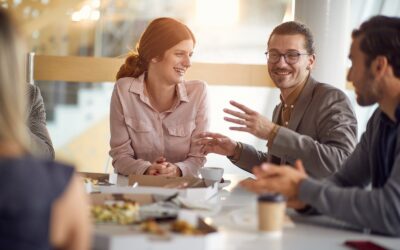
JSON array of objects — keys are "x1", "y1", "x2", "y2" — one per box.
[
  {"x1": 272, "y1": 103, "x2": 282, "y2": 123},
  {"x1": 288, "y1": 77, "x2": 317, "y2": 131},
  {"x1": 267, "y1": 104, "x2": 282, "y2": 163}
]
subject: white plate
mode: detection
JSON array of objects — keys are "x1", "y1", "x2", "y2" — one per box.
[{"x1": 218, "y1": 180, "x2": 231, "y2": 189}]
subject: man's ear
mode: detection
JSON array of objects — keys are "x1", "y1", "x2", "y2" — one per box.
[
  {"x1": 307, "y1": 54, "x2": 316, "y2": 70},
  {"x1": 371, "y1": 56, "x2": 388, "y2": 78}
]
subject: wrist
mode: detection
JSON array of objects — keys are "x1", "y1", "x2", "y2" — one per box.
[
  {"x1": 228, "y1": 141, "x2": 238, "y2": 157},
  {"x1": 144, "y1": 167, "x2": 151, "y2": 175},
  {"x1": 295, "y1": 203, "x2": 310, "y2": 213},
  {"x1": 174, "y1": 164, "x2": 183, "y2": 177},
  {"x1": 295, "y1": 176, "x2": 307, "y2": 198},
  {"x1": 228, "y1": 141, "x2": 242, "y2": 163},
  {"x1": 177, "y1": 167, "x2": 182, "y2": 177},
  {"x1": 267, "y1": 124, "x2": 279, "y2": 147},
  {"x1": 266, "y1": 121, "x2": 276, "y2": 139}
]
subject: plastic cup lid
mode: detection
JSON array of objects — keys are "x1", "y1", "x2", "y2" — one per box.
[{"x1": 257, "y1": 193, "x2": 286, "y2": 202}]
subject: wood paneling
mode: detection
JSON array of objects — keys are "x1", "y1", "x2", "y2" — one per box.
[
  {"x1": 34, "y1": 55, "x2": 124, "y2": 83},
  {"x1": 33, "y1": 55, "x2": 355, "y2": 89},
  {"x1": 33, "y1": 55, "x2": 276, "y2": 86}
]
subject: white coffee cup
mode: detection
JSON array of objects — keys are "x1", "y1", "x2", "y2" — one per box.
[{"x1": 199, "y1": 167, "x2": 224, "y2": 186}]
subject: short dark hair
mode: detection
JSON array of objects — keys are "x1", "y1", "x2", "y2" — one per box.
[
  {"x1": 352, "y1": 15, "x2": 400, "y2": 78},
  {"x1": 268, "y1": 21, "x2": 315, "y2": 55}
]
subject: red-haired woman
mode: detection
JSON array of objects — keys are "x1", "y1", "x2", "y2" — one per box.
[{"x1": 110, "y1": 17, "x2": 209, "y2": 177}]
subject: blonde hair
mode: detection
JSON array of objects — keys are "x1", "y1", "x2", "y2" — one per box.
[{"x1": 0, "y1": 8, "x2": 29, "y2": 151}]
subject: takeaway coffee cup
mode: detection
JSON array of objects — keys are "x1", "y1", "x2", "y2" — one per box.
[
  {"x1": 199, "y1": 167, "x2": 224, "y2": 186},
  {"x1": 258, "y1": 193, "x2": 286, "y2": 236}
]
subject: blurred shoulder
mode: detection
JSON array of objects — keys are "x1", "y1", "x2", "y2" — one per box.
[
  {"x1": 34, "y1": 157, "x2": 75, "y2": 179},
  {"x1": 0, "y1": 156, "x2": 75, "y2": 197},
  {"x1": 41, "y1": 159, "x2": 76, "y2": 194},
  {"x1": 184, "y1": 79, "x2": 208, "y2": 93},
  {"x1": 312, "y1": 81, "x2": 349, "y2": 101}
]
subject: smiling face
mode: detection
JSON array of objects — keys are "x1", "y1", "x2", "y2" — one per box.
[
  {"x1": 347, "y1": 37, "x2": 382, "y2": 106},
  {"x1": 149, "y1": 39, "x2": 194, "y2": 85},
  {"x1": 267, "y1": 34, "x2": 315, "y2": 91}
]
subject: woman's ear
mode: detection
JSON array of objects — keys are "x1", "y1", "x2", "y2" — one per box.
[{"x1": 150, "y1": 55, "x2": 163, "y2": 63}]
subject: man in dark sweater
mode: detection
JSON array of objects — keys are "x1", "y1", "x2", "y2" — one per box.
[{"x1": 241, "y1": 15, "x2": 400, "y2": 236}]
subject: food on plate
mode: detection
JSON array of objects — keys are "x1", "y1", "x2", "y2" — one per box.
[
  {"x1": 91, "y1": 201, "x2": 139, "y2": 225},
  {"x1": 84, "y1": 177, "x2": 99, "y2": 185},
  {"x1": 140, "y1": 220, "x2": 167, "y2": 235},
  {"x1": 171, "y1": 220, "x2": 203, "y2": 235},
  {"x1": 140, "y1": 219, "x2": 204, "y2": 235}
]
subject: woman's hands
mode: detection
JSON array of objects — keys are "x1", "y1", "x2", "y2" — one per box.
[{"x1": 144, "y1": 157, "x2": 182, "y2": 177}]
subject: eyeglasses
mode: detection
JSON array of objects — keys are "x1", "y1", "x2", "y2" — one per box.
[{"x1": 265, "y1": 51, "x2": 310, "y2": 65}]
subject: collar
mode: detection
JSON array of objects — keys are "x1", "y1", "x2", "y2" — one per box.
[
  {"x1": 128, "y1": 74, "x2": 146, "y2": 95},
  {"x1": 176, "y1": 82, "x2": 189, "y2": 103},
  {"x1": 395, "y1": 105, "x2": 400, "y2": 124},
  {"x1": 381, "y1": 108, "x2": 399, "y2": 127},
  {"x1": 279, "y1": 76, "x2": 309, "y2": 106},
  {"x1": 129, "y1": 74, "x2": 189, "y2": 103}
]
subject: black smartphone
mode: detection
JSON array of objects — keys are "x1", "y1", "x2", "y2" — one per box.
[{"x1": 344, "y1": 240, "x2": 390, "y2": 250}]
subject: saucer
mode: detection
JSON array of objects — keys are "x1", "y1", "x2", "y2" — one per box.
[{"x1": 218, "y1": 179, "x2": 231, "y2": 189}]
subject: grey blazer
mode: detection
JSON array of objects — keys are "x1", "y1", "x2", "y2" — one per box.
[
  {"x1": 27, "y1": 84, "x2": 55, "y2": 159},
  {"x1": 233, "y1": 77, "x2": 358, "y2": 179},
  {"x1": 299, "y1": 108, "x2": 400, "y2": 236}
]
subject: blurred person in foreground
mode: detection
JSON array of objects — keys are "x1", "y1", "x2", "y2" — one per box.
[
  {"x1": 0, "y1": 8, "x2": 91, "y2": 249},
  {"x1": 197, "y1": 21, "x2": 357, "y2": 179},
  {"x1": 242, "y1": 15, "x2": 400, "y2": 237},
  {"x1": 110, "y1": 17, "x2": 209, "y2": 177}
]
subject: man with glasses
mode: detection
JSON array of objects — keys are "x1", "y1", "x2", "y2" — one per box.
[
  {"x1": 197, "y1": 21, "x2": 357, "y2": 179},
  {"x1": 241, "y1": 16, "x2": 400, "y2": 236}
]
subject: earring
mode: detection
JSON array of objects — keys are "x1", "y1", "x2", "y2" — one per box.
[{"x1": 306, "y1": 66, "x2": 311, "y2": 70}]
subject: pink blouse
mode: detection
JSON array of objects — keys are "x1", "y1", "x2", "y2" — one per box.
[{"x1": 109, "y1": 74, "x2": 209, "y2": 177}]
